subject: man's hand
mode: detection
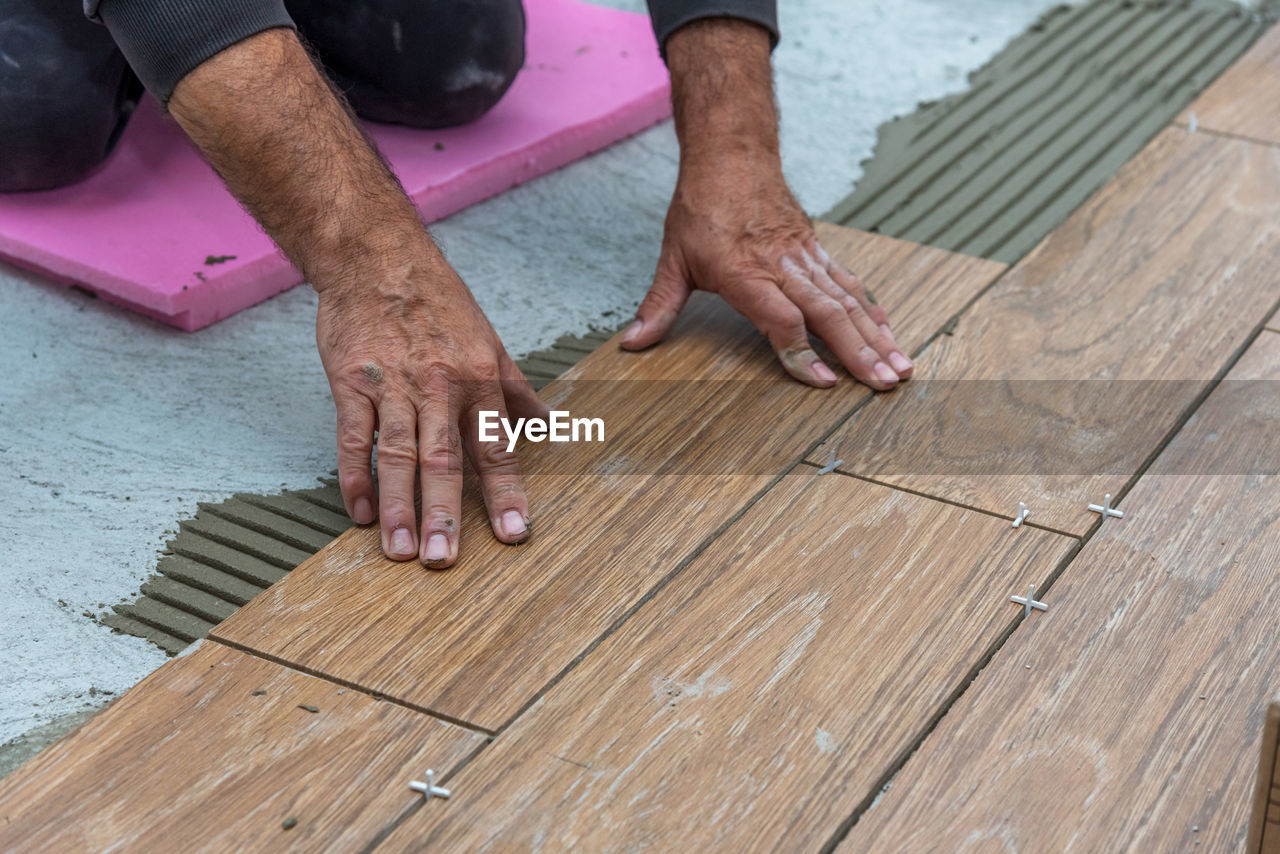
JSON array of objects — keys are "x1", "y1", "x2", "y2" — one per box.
[
  {"x1": 315, "y1": 232, "x2": 546, "y2": 567},
  {"x1": 170, "y1": 28, "x2": 542, "y2": 566},
  {"x1": 621, "y1": 19, "x2": 913, "y2": 390}
]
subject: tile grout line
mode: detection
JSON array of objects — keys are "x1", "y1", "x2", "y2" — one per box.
[
  {"x1": 356, "y1": 735, "x2": 493, "y2": 854},
  {"x1": 204, "y1": 636, "x2": 497, "y2": 736},
  {"x1": 815, "y1": 534, "x2": 1088, "y2": 854},
  {"x1": 1173, "y1": 120, "x2": 1280, "y2": 151},
  {"x1": 817, "y1": 291, "x2": 1280, "y2": 852},
  {"x1": 798, "y1": 461, "x2": 1083, "y2": 540}
]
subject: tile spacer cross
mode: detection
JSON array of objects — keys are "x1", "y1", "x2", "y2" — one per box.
[
  {"x1": 1010, "y1": 584, "x2": 1047, "y2": 617},
  {"x1": 409, "y1": 769, "x2": 451, "y2": 801},
  {"x1": 817, "y1": 448, "x2": 844, "y2": 476},
  {"x1": 1012, "y1": 502, "x2": 1030, "y2": 528},
  {"x1": 1088, "y1": 493, "x2": 1124, "y2": 520}
]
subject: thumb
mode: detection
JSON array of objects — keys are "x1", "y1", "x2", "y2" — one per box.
[{"x1": 621, "y1": 252, "x2": 693, "y2": 351}]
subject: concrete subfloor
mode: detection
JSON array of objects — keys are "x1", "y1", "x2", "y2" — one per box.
[{"x1": 0, "y1": 0, "x2": 1064, "y2": 758}]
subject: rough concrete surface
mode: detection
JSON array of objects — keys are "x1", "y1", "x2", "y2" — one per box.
[{"x1": 0, "y1": 0, "x2": 1064, "y2": 763}]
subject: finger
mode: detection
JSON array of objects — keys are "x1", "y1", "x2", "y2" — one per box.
[
  {"x1": 805, "y1": 254, "x2": 913, "y2": 380},
  {"x1": 335, "y1": 391, "x2": 378, "y2": 525},
  {"x1": 779, "y1": 257, "x2": 899, "y2": 390},
  {"x1": 499, "y1": 349, "x2": 551, "y2": 423},
  {"x1": 816, "y1": 244, "x2": 914, "y2": 378},
  {"x1": 812, "y1": 241, "x2": 890, "y2": 327},
  {"x1": 375, "y1": 398, "x2": 420, "y2": 561},
  {"x1": 417, "y1": 380, "x2": 464, "y2": 569},
  {"x1": 463, "y1": 381, "x2": 531, "y2": 546},
  {"x1": 621, "y1": 251, "x2": 693, "y2": 350},
  {"x1": 718, "y1": 276, "x2": 838, "y2": 388}
]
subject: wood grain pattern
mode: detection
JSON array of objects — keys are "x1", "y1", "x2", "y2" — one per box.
[
  {"x1": 1180, "y1": 24, "x2": 1280, "y2": 144},
  {"x1": 839, "y1": 332, "x2": 1280, "y2": 853},
  {"x1": 0, "y1": 640, "x2": 481, "y2": 852},
  {"x1": 811, "y1": 128, "x2": 1280, "y2": 535},
  {"x1": 373, "y1": 473, "x2": 1075, "y2": 852},
  {"x1": 212, "y1": 226, "x2": 1005, "y2": 731},
  {"x1": 1253, "y1": 699, "x2": 1280, "y2": 854}
]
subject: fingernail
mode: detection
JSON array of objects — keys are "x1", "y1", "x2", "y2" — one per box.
[
  {"x1": 390, "y1": 527, "x2": 415, "y2": 556},
  {"x1": 889, "y1": 351, "x2": 913, "y2": 374},
  {"x1": 621, "y1": 319, "x2": 643, "y2": 344},
  {"x1": 353, "y1": 497, "x2": 374, "y2": 525},
  {"x1": 425, "y1": 533, "x2": 449, "y2": 562},
  {"x1": 874, "y1": 362, "x2": 899, "y2": 385},
  {"x1": 879, "y1": 323, "x2": 898, "y2": 348},
  {"x1": 811, "y1": 361, "x2": 837, "y2": 383},
  {"x1": 501, "y1": 510, "x2": 527, "y2": 538}
]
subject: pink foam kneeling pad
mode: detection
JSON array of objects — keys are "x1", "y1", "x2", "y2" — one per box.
[{"x1": 0, "y1": 0, "x2": 670, "y2": 330}]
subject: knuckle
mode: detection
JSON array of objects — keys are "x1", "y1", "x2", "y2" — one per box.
[
  {"x1": 380, "y1": 507, "x2": 416, "y2": 528},
  {"x1": 469, "y1": 357, "x2": 501, "y2": 384},
  {"x1": 418, "y1": 441, "x2": 459, "y2": 471},
  {"x1": 842, "y1": 294, "x2": 869, "y2": 317},
  {"x1": 338, "y1": 470, "x2": 368, "y2": 495},
  {"x1": 422, "y1": 503, "x2": 459, "y2": 525},
  {"x1": 338, "y1": 431, "x2": 373, "y2": 457},
  {"x1": 376, "y1": 436, "x2": 417, "y2": 465},
  {"x1": 767, "y1": 300, "x2": 805, "y2": 330},
  {"x1": 840, "y1": 272, "x2": 865, "y2": 293},
  {"x1": 474, "y1": 440, "x2": 519, "y2": 471},
  {"x1": 816, "y1": 300, "x2": 847, "y2": 327},
  {"x1": 840, "y1": 296, "x2": 864, "y2": 316},
  {"x1": 776, "y1": 274, "x2": 807, "y2": 303},
  {"x1": 485, "y1": 477, "x2": 523, "y2": 501},
  {"x1": 413, "y1": 361, "x2": 460, "y2": 395}
]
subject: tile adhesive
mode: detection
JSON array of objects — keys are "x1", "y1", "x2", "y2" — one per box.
[{"x1": 826, "y1": 0, "x2": 1276, "y2": 263}]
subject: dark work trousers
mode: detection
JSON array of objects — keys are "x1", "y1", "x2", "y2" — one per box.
[{"x1": 0, "y1": 0, "x2": 526, "y2": 191}]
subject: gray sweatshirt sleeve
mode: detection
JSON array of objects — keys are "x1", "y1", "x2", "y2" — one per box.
[
  {"x1": 85, "y1": 0, "x2": 296, "y2": 106},
  {"x1": 645, "y1": 0, "x2": 778, "y2": 58}
]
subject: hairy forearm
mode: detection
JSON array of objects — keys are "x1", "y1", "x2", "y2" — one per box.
[
  {"x1": 168, "y1": 28, "x2": 435, "y2": 290},
  {"x1": 665, "y1": 18, "x2": 780, "y2": 171}
]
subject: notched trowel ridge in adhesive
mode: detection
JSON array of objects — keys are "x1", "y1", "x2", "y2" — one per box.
[
  {"x1": 103, "y1": 476, "x2": 349, "y2": 656},
  {"x1": 826, "y1": 0, "x2": 1276, "y2": 264}
]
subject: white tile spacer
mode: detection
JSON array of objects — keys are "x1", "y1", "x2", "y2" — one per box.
[
  {"x1": 1012, "y1": 502, "x2": 1030, "y2": 528},
  {"x1": 409, "y1": 769, "x2": 451, "y2": 801},
  {"x1": 1010, "y1": 584, "x2": 1048, "y2": 617},
  {"x1": 1088, "y1": 493, "x2": 1124, "y2": 520},
  {"x1": 817, "y1": 448, "x2": 844, "y2": 476}
]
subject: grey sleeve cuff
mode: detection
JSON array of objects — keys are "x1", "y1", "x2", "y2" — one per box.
[
  {"x1": 646, "y1": 0, "x2": 779, "y2": 60},
  {"x1": 92, "y1": 0, "x2": 296, "y2": 106}
]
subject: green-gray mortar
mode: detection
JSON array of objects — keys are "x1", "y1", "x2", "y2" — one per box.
[
  {"x1": 515, "y1": 324, "x2": 622, "y2": 389},
  {"x1": 825, "y1": 0, "x2": 1278, "y2": 264},
  {"x1": 100, "y1": 478, "x2": 351, "y2": 655}
]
